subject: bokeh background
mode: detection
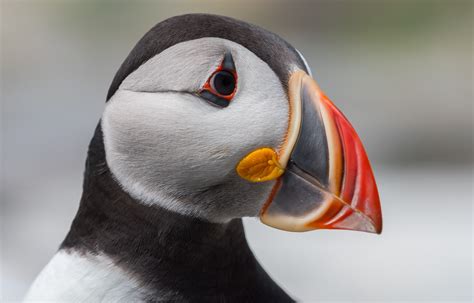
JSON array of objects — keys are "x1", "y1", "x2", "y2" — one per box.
[{"x1": 1, "y1": 0, "x2": 472, "y2": 302}]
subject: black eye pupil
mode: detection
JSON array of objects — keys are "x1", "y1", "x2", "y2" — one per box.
[{"x1": 212, "y1": 71, "x2": 235, "y2": 96}]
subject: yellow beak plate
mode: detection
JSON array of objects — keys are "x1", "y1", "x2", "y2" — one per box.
[{"x1": 236, "y1": 148, "x2": 285, "y2": 182}]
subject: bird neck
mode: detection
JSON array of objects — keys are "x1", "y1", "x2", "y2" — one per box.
[{"x1": 61, "y1": 125, "x2": 292, "y2": 301}]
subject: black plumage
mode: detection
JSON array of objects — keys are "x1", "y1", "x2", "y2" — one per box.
[
  {"x1": 61, "y1": 14, "x2": 307, "y2": 302},
  {"x1": 62, "y1": 126, "x2": 294, "y2": 302}
]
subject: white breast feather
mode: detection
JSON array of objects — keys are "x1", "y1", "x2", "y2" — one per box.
[{"x1": 24, "y1": 250, "x2": 150, "y2": 302}]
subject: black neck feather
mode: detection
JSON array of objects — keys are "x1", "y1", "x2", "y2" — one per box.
[{"x1": 61, "y1": 124, "x2": 293, "y2": 302}]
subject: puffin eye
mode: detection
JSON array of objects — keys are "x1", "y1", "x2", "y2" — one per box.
[
  {"x1": 210, "y1": 71, "x2": 235, "y2": 96},
  {"x1": 199, "y1": 52, "x2": 237, "y2": 108}
]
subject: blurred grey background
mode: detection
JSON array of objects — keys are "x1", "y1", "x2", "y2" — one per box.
[{"x1": 1, "y1": 0, "x2": 472, "y2": 302}]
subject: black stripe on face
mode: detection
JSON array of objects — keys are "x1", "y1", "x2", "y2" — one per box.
[
  {"x1": 222, "y1": 52, "x2": 235, "y2": 71},
  {"x1": 199, "y1": 90, "x2": 230, "y2": 108},
  {"x1": 106, "y1": 14, "x2": 307, "y2": 100}
]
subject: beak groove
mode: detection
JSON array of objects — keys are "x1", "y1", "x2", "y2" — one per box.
[{"x1": 260, "y1": 71, "x2": 382, "y2": 234}]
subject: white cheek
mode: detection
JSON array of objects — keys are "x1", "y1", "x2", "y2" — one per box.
[
  {"x1": 102, "y1": 38, "x2": 289, "y2": 221},
  {"x1": 120, "y1": 38, "x2": 224, "y2": 93}
]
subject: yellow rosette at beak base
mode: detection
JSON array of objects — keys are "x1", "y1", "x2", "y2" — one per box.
[{"x1": 236, "y1": 148, "x2": 285, "y2": 182}]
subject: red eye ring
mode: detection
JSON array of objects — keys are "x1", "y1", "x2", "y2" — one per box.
[{"x1": 199, "y1": 52, "x2": 238, "y2": 107}]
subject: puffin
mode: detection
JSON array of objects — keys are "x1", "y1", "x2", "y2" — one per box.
[{"x1": 25, "y1": 14, "x2": 382, "y2": 302}]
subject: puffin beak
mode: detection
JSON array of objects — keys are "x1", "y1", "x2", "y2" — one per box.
[{"x1": 260, "y1": 71, "x2": 382, "y2": 234}]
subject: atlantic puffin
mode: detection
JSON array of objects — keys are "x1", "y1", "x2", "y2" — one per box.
[{"x1": 25, "y1": 14, "x2": 382, "y2": 302}]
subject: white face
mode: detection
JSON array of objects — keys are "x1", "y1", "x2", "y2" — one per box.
[{"x1": 102, "y1": 38, "x2": 289, "y2": 222}]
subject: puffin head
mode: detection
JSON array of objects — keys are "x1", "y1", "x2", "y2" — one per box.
[{"x1": 101, "y1": 14, "x2": 382, "y2": 233}]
